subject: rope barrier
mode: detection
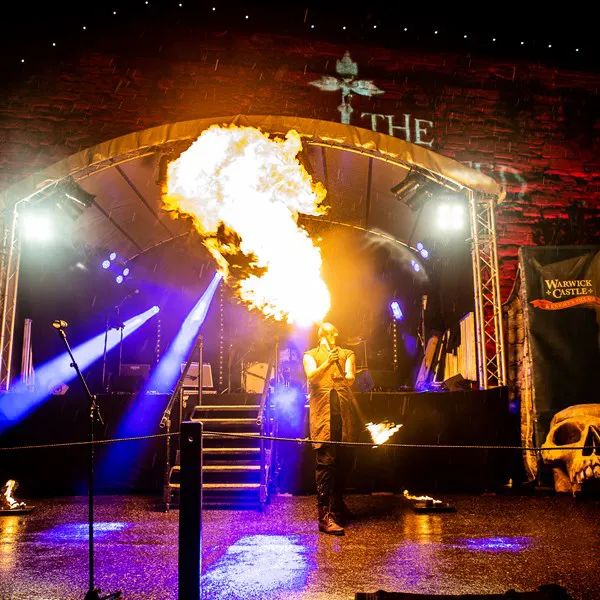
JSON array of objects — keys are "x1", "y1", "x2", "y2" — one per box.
[
  {"x1": 0, "y1": 429, "x2": 592, "y2": 452},
  {"x1": 0, "y1": 432, "x2": 179, "y2": 451}
]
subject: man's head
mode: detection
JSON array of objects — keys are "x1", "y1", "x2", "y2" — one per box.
[{"x1": 318, "y1": 322, "x2": 339, "y2": 348}]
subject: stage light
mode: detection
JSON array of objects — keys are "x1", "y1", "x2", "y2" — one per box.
[
  {"x1": 115, "y1": 275, "x2": 124, "y2": 284},
  {"x1": 123, "y1": 268, "x2": 130, "y2": 276},
  {"x1": 411, "y1": 260, "x2": 421, "y2": 273},
  {"x1": 102, "y1": 260, "x2": 110, "y2": 269},
  {"x1": 437, "y1": 203, "x2": 465, "y2": 231},
  {"x1": 109, "y1": 252, "x2": 117, "y2": 261},
  {"x1": 51, "y1": 178, "x2": 95, "y2": 221},
  {"x1": 390, "y1": 301, "x2": 404, "y2": 321},
  {"x1": 21, "y1": 213, "x2": 53, "y2": 242},
  {"x1": 390, "y1": 170, "x2": 422, "y2": 200},
  {"x1": 391, "y1": 171, "x2": 435, "y2": 211},
  {"x1": 0, "y1": 306, "x2": 160, "y2": 431},
  {"x1": 416, "y1": 242, "x2": 429, "y2": 259}
]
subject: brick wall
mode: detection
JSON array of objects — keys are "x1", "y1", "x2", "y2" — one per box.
[{"x1": 1, "y1": 32, "x2": 598, "y2": 299}]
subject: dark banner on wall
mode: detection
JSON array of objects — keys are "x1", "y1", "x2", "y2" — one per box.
[{"x1": 520, "y1": 246, "x2": 600, "y2": 443}]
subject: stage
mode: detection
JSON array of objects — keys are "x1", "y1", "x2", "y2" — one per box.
[
  {"x1": 0, "y1": 388, "x2": 519, "y2": 497},
  {"x1": 0, "y1": 493, "x2": 597, "y2": 599}
]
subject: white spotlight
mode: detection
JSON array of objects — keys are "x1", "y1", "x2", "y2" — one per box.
[
  {"x1": 22, "y1": 213, "x2": 53, "y2": 242},
  {"x1": 437, "y1": 204, "x2": 465, "y2": 231}
]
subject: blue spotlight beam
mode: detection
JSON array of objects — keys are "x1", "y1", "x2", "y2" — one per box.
[
  {"x1": 96, "y1": 273, "x2": 222, "y2": 488},
  {"x1": 0, "y1": 306, "x2": 160, "y2": 430},
  {"x1": 145, "y1": 272, "x2": 222, "y2": 393}
]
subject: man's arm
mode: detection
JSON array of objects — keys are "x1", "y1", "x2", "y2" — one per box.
[
  {"x1": 344, "y1": 351, "x2": 356, "y2": 385},
  {"x1": 303, "y1": 351, "x2": 336, "y2": 383}
]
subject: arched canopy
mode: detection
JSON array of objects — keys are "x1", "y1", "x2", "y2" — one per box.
[{"x1": 0, "y1": 115, "x2": 504, "y2": 263}]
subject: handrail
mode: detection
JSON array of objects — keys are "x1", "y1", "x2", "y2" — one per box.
[
  {"x1": 257, "y1": 354, "x2": 273, "y2": 432},
  {"x1": 258, "y1": 347, "x2": 276, "y2": 505}
]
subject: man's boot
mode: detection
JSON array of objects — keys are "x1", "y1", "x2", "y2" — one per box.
[
  {"x1": 331, "y1": 497, "x2": 353, "y2": 526},
  {"x1": 318, "y1": 506, "x2": 345, "y2": 536}
]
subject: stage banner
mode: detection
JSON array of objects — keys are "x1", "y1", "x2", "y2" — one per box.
[{"x1": 519, "y1": 246, "x2": 600, "y2": 445}]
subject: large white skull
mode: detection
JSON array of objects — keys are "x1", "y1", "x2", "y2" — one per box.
[{"x1": 541, "y1": 404, "x2": 600, "y2": 494}]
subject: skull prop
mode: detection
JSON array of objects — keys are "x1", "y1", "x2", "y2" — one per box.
[{"x1": 541, "y1": 404, "x2": 600, "y2": 494}]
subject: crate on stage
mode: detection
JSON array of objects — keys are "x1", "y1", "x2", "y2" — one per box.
[{"x1": 180, "y1": 362, "x2": 214, "y2": 389}]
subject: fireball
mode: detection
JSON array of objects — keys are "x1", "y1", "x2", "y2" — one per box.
[{"x1": 163, "y1": 125, "x2": 330, "y2": 326}]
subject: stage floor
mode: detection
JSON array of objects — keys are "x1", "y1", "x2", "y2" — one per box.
[{"x1": 0, "y1": 493, "x2": 597, "y2": 599}]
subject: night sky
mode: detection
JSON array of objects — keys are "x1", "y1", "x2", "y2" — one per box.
[{"x1": 1, "y1": 2, "x2": 597, "y2": 80}]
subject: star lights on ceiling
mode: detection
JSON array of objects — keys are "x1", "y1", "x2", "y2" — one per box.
[{"x1": 11, "y1": 3, "x2": 586, "y2": 66}]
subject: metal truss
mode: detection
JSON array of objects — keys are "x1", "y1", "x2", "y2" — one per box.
[
  {"x1": 468, "y1": 190, "x2": 507, "y2": 389},
  {"x1": 0, "y1": 133, "x2": 506, "y2": 392},
  {"x1": 0, "y1": 206, "x2": 22, "y2": 390}
]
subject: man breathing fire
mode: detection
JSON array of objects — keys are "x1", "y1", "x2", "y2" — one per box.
[{"x1": 303, "y1": 322, "x2": 359, "y2": 536}]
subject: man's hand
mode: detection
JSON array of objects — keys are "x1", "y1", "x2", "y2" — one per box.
[{"x1": 327, "y1": 348, "x2": 340, "y2": 365}]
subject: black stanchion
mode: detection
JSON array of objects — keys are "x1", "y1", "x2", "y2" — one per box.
[{"x1": 178, "y1": 421, "x2": 203, "y2": 600}]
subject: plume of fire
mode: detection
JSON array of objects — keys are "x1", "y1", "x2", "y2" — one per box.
[
  {"x1": 403, "y1": 489, "x2": 442, "y2": 504},
  {"x1": 1, "y1": 480, "x2": 25, "y2": 509},
  {"x1": 366, "y1": 421, "x2": 402, "y2": 446},
  {"x1": 163, "y1": 125, "x2": 331, "y2": 327}
]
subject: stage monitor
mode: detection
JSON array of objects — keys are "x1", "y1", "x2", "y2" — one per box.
[
  {"x1": 180, "y1": 362, "x2": 214, "y2": 389},
  {"x1": 120, "y1": 364, "x2": 151, "y2": 379}
]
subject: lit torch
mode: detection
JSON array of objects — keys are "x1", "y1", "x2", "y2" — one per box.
[
  {"x1": 366, "y1": 421, "x2": 403, "y2": 446},
  {"x1": 163, "y1": 125, "x2": 330, "y2": 327},
  {"x1": 1, "y1": 480, "x2": 25, "y2": 510}
]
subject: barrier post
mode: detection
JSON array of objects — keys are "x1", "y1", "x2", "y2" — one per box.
[{"x1": 178, "y1": 420, "x2": 203, "y2": 600}]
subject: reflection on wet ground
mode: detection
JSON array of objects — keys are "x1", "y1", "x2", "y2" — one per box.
[{"x1": 0, "y1": 494, "x2": 597, "y2": 599}]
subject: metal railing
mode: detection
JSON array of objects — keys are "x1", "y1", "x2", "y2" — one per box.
[{"x1": 257, "y1": 349, "x2": 275, "y2": 505}]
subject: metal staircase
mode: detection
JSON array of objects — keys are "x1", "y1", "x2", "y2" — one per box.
[{"x1": 166, "y1": 390, "x2": 274, "y2": 509}]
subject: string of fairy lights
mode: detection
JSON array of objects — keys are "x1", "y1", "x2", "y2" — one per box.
[{"x1": 11, "y1": 2, "x2": 586, "y2": 66}]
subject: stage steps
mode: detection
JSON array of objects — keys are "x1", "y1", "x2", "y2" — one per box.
[{"x1": 167, "y1": 393, "x2": 269, "y2": 508}]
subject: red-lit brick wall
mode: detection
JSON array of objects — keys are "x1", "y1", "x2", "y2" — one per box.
[{"x1": 1, "y1": 34, "x2": 598, "y2": 299}]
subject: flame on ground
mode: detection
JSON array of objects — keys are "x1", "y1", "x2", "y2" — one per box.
[
  {"x1": 366, "y1": 421, "x2": 402, "y2": 446},
  {"x1": 1, "y1": 480, "x2": 25, "y2": 510},
  {"x1": 163, "y1": 125, "x2": 331, "y2": 327},
  {"x1": 403, "y1": 489, "x2": 442, "y2": 504}
]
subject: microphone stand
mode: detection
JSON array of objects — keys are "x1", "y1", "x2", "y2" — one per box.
[{"x1": 53, "y1": 323, "x2": 121, "y2": 600}]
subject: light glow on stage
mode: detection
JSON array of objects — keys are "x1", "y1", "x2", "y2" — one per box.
[
  {"x1": 163, "y1": 125, "x2": 330, "y2": 327},
  {"x1": 202, "y1": 535, "x2": 311, "y2": 597},
  {"x1": 21, "y1": 213, "x2": 53, "y2": 243},
  {"x1": 0, "y1": 306, "x2": 160, "y2": 430},
  {"x1": 437, "y1": 203, "x2": 465, "y2": 231}
]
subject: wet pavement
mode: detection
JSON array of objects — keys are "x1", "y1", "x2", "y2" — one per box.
[{"x1": 0, "y1": 493, "x2": 598, "y2": 599}]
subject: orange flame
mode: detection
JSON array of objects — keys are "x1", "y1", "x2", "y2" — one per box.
[
  {"x1": 366, "y1": 421, "x2": 402, "y2": 446},
  {"x1": 1, "y1": 480, "x2": 24, "y2": 509},
  {"x1": 163, "y1": 125, "x2": 330, "y2": 326},
  {"x1": 403, "y1": 489, "x2": 442, "y2": 504}
]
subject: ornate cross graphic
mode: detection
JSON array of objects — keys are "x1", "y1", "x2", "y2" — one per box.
[{"x1": 310, "y1": 52, "x2": 384, "y2": 124}]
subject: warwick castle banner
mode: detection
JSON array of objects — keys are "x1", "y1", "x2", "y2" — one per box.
[{"x1": 520, "y1": 246, "x2": 600, "y2": 443}]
